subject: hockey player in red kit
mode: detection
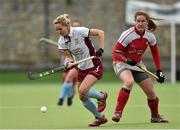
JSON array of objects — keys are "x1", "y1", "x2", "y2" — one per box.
[{"x1": 112, "y1": 11, "x2": 168, "y2": 123}]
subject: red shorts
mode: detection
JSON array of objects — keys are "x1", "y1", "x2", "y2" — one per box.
[{"x1": 78, "y1": 63, "x2": 103, "y2": 82}]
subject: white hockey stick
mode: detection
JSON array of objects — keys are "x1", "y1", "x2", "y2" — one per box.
[
  {"x1": 40, "y1": 37, "x2": 58, "y2": 46},
  {"x1": 28, "y1": 56, "x2": 95, "y2": 80},
  {"x1": 115, "y1": 50, "x2": 159, "y2": 80}
]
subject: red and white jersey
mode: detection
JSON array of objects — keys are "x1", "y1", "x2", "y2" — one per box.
[
  {"x1": 113, "y1": 26, "x2": 161, "y2": 70},
  {"x1": 114, "y1": 27, "x2": 156, "y2": 62},
  {"x1": 58, "y1": 26, "x2": 101, "y2": 70}
]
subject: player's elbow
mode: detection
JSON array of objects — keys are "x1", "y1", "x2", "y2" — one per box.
[{"x1": 98, "y1": 30, "x2": 104, "y2": 37}]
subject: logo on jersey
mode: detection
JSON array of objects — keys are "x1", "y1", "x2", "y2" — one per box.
[
  {"x1": 75, "y1": 38, "x2": 79, "y2": 44},
  {"x1": 64, "y1": 36, "x2": 71, "y2": 45},
  {"x1": 72, "y1": 48, "x2": 83, "y2": 55},
  {"x1": 128, "y1": 49, "x2": 144, "y2": 55},
  {"x1": 137, "y1": 49, "x2": 144, "y2": 55}
]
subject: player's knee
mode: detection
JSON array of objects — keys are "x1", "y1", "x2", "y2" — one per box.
[
  {"x1": 78, "y1": 89, "x2": 86, "y2": 101},
  {"x1": 79, "y1": 93, "x2": 86, "y2": 101},
  {"x1": 124, "y1": 79, "x2": 134, "y2": 89},
  {"x1": 64, "y1": 77, "x2": 73, "y2": 83},
  {"x1": 147, "y1": 91, "x2": 156, "y2": 99}
]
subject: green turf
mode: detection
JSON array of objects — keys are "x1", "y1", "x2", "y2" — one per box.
[
  {"x1": 0, "y1": 72, "x2": 180, "y2": 129},
  {"x1": 0, "y1": 70, "x2": 119, "y2": 84}
]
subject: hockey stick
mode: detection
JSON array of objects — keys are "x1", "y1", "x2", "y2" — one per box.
[
  {"x1": 28, "y1": 56, "x2": 95, "y2": 80},
  {"x1": 39, "y1": 37, "x2": 58, "y2": 46},
  {"x1": 115, "y1": 50, "x2": 159, "y2": 80}
]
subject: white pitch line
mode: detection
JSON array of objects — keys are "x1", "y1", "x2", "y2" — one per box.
[
  {"x1": 127, "y1": 104, "x2": 180, "y2": 108},
  {"x1": 0, "y1": 128, "x2": 177, "y2": 130},
  {"x1": 0, "y1": 104, "x2": 180, "y2": 109},
  {"x1": 0, "y1": 105, "x2": 57, "y2": 109}
]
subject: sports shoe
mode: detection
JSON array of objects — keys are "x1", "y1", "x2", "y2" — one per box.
[
  {"x1": 89, "y1": 115, "x2": 108, "y2": 127},
  {"x1": 151, "y1": 114, "x2": 169, "y2": 123},
  {"x1": 97, "y1": 92, "x2": 108, "y2": 112},
  {"x1": 57, "y1": 98, "x2": 64, "y2": 106},
  {"x1": 112, "y1": 111, "x2": 122, "y2": 122},
  {"x1": 67, "y1": 96, "x2": 73, "y2": 106}
]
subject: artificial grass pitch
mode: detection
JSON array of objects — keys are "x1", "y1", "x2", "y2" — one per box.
[{"x1": 0, "y1": 80, "x2": 180, "y2": 129}]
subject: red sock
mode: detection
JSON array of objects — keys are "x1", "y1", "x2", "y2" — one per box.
[
  {"x1": 147, "y1": 97, "x2": 159, "y2": 118},
  {"x1": 115, "y1": 88, "x2": 130, "y2": 112}
]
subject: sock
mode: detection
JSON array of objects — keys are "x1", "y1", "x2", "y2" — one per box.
[
  {"x1": 59, "y1": 85, "x2": 66, "y2": 99},
  {"x1": 147, "y1": 97, "x2": 159, "y2": 118},
  {"x1": 66, "y1": 82, "x2": 73, "y2": 98},
  {"x1": 59, "y1": 82, "x2": 72, "y2": 99},
  {"x1": 115, "y1": 88, "x2": 130, "y2": 112},
  {"x1": 83, "y1": 99, "x2": 102, "y2": 118},
  {"x1": 85, "y1": 88, "x2": 103, "y2": 99}
]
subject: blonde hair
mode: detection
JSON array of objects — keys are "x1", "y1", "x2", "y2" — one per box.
[
  {"x1": 134, "y1": 11, "x2": 163, "y2": 31},
  {"x1": 53, "y1": 14, "x2": 71, "y2": 26}
]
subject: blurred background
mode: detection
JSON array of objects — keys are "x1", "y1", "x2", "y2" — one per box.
[
  {"x1": 0, "y1": 0, "x2": 180, "y2": 83},
  {"x1": 1, "y1": 1, "x2": 180, "y2": 129}
]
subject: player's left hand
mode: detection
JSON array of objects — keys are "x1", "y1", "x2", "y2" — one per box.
[
  {"x1": 126, "y1": 58, "x2": 137, "y2": 66},
  {"x1": 156, "y1": 70, "x2": 165, "y2": 83},
  {"x1": 95, "y1": 48, "x2": 104, "y2": 57}
]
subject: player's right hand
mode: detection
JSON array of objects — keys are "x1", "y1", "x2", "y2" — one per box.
[
  {"x1": 65, "y1": 61, "x2": 74, "y2": 69},
  {"x1": 126, "y1": 58, "x2": 137, "y2": 66},
  {"x1": 156, "y1": 70, "x2": 165, "y2": 83}
]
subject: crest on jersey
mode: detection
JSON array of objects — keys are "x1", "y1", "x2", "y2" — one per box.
[
  {"x1": 75, "y1": 38, "x2": 79, "y2": 44},
  {"x1": 64, "y1": 36, "x2": 71, "y2": 45}
]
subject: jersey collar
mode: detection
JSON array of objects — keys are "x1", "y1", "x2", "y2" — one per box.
[
  {"x1": 134, "y1": 26, "x2": 145, "y2": 37},
  {"x1": 68, "y1": 26, "x2": 73, "y2": 37},
  {"x1": 63, "y1": 27, "x2": 72, "y2": 44}
]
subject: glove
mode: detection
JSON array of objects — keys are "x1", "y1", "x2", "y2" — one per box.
[
  {"x1": 126, "y1": 58, "x2": 137, "y2": 66},
  {"x1": 156, "y1": 70, "x2": 165, "y2": 83},
  {"x1": 95, "y1": 48, "x2": 104, "y2": 57}
]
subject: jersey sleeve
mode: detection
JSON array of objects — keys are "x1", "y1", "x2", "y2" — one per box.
[
  {"x1": 117, "y1": 28, "x2": 134, "y2": 47},
  {"x1": 150, "y1": 44, "x2": 161, "y2": 70},
  {"x1": 148, "y1": 33, "x2": 157, "y2": 46},
  {"x1": 78, "y1": 27, "x2": 90, "y2": 37},
  {"x1": 148, "y1": 32, "x2": 161, "y2": 69},
  {"x1": 113, "y1": 29, "x2": 134, "y2": 62},
  {"x1": 112, "y1": 41, "x2": 127, "y2": 62}
]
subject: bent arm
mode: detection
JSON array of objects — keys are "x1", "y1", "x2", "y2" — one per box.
[
  {"x1": 89, "y1": 29, "x2": 104, "y2": 49},
  {"x1": 150, "y1": 44, "x2": 161, "y2": 70},
  {"x1": 112, "y1": 42, "x2": 127, "y2": 62}
]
